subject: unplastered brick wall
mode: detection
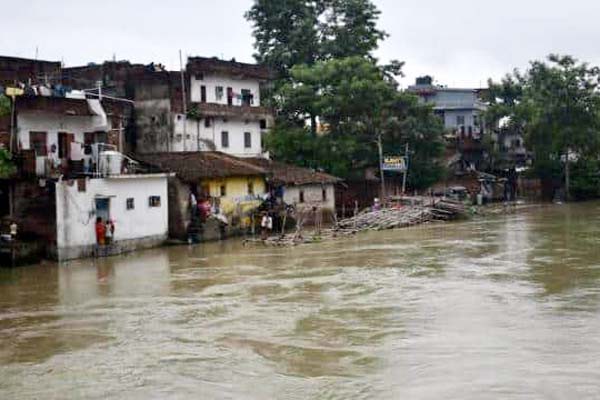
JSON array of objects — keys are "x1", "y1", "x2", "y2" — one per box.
[{"x1": 12, "y1": 180, "x2": 57, "y2": 242}]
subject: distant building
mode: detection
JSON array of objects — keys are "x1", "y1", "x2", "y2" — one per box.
[
  {"x1": 408, "y1": 76, "x2": 487, "y2": 139},
  {"x1": 408, "y1": 76, "x2": 489, "y2": 171}
]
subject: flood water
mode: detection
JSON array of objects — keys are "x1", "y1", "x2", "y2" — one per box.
[{"x1": 2, "y1": 203, "x2": 600, "y2": 399}]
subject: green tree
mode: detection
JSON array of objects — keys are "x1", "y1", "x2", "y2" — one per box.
[
  {"x1": 0, "y1": 149, "x2": 16, "y2": 179},
  {"x1": 487, "y1": 55, "x2": 600, "y2": 200},
  {"x1": 245, "y1": 0, "x2": 322, "y2": 79},
  {"x1": 320, "y1": 0, "x2": 387, "y2": 60},
  {"x1": 246, "y1": 0, "x2": 386, "y2": 75},
  {"x1": 0, "y1": 94, "x2": 10, "y2": 117},
  {"x1": 267, "y1": 57, "x2": 445, "y2": 188}
]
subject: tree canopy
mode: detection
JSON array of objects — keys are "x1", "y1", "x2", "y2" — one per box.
[
  {"x1": 247, "y1": 0, "x2": 446, "y2": 190},
  {"x1": 486, "y1": 54, "x2": 600, "y2": 199},
  {"x1": 266, "y1": 57, "x2": 445, "y2": 188},
  {"x1": 246, "y1": 0, "x2": 387, "y2": 78}
]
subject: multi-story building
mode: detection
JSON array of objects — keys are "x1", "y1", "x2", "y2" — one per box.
[
  {"x1": 62, "y1": 57, "x2": 273, "y2": 158},
  {"x1": 408, "y1": 76, "x2": 487, "y2": 139},
  {"x1": 174, "y1": 57, "x2": 272, "y2": 157},
  {"x1": 408, "y1": 76, "x2": 489, "y2": 171},
  {"x1": 0, "y1": 56, "x2": 170, "y2": 261}
]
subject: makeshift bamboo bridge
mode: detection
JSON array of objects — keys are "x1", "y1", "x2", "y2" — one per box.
[{"x1": 244, "y1": 197, "x2": 467, "y2": 247}]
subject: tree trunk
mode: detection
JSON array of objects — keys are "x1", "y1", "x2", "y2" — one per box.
[{"x1": 310, "y1": 114, "x2": 317, "y2": 137}]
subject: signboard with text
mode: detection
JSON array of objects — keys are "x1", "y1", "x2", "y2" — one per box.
[{"x1": 381, "y1": 156, "x2": 407, "y2": 172}]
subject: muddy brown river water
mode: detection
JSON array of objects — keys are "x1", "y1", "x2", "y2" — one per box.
[{"x1": 2, "y1": 202, "x2": 600, "y2": 399}]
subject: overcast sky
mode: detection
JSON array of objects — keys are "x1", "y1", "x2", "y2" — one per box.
[{"x1": 2, "y1": 0, "x2": 599, "y2": 88}]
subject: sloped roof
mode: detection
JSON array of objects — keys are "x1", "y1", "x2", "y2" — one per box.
[
  {"x1": 245, "y1": 158, "x2": 342, "y2": 186},
  {"x1": 134, "y1": 152, "x2": 267, "y2": 182}
]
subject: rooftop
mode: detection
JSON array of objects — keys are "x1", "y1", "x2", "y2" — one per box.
[
  {"x1": 134, "y1": 152, "x2": 267, "y2": 182},
  {"x1": 245, "y1": 158, "x2": 342, "y2": 186},
  {"x1": 186, "y1": 57, "x2": 273, "y2": 81}
]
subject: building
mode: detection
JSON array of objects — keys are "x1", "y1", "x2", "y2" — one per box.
[
  {"x1": 135, "y1": 152, "x2": 267, "y2": 241},
  {"x1": 245, "y1": 158, "x2": 341, "y2": 215},
  {"x1": 408, "y1": 76, "x2": 487, "y2": 138},
  {"x1": 61, "y1": 57, "x2": 274, "y2": 158},
  {"x1": 408, "y1": 76, "x2": 489, "y2": 171},
  {"x1": 0, "y1": 57, "x2": 169, "y2": 261},
  {"x1": 54, "y1": 170, "x2": 169, "y2": 260}
]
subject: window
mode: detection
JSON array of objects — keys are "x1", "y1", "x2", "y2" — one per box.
[
  {"x1": 248, "y1": 181, "x2": 254, "y2": 195},
  {"x1": 456, "y1": 115, "x2": 465, "y2": 126},
  {"x1": 322, "y1": 188, "x2": 327, "y2": 201},
  {"x1": 200, "y1": 85, "x2": 207, "y2": 103},
  {"x1": 204, "y1": 117, "x2": 211, "y2": 128},
  {"x1": 86, "y1": 131, "x2": 108, "y2": 145},
  {"x1": 227, "y1": 87, "x2": 233, "y2": 106},
  {"x1": 126, "y1": 198, "x2": 135, "y2": 210},
  {"x1": 29, "y1": 132, "x2": 47, "y2": 156},
  {"x1": 215, "y1": 86, "x2": 224, "y2": 101},
  {"x1": 221, "y1": 131, "x2": 229, "y2": 148},
  {"x1": 149, "y1": 196, "x2": 161, "y2": 207},
  {"x1": 195, "y1": 73, "x2": 204, "y2": 80},
  {"x1": 244, "y1": 132, "x2": 252, "y2": 149},
  {"x1": 220, "y1": 184, "x2": 227, "y2": 197},
  {"x1": 468, "y1": 126, "x2": 473, "y2": 135},
  {"x1": 241, "y1": 89, "x2": 253, "y2": 106},
  {"x1": 259, "y1": 119, "x2": 267, "y2": 130},
  {"x1": 299, "y1": 190, "x2": 305, "y2": 203},
  {"x1": 473, "y1": 115, "x2": 480, "y2": 127}
]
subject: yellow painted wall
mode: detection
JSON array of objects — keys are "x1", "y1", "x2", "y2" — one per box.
[{"x1": 204, "y1": 176, "x2": 266, "y2": 227}]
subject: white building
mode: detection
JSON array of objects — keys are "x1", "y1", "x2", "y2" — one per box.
[
  {"x1": 407, "y1": 76, "x2": 487, "y2": 139},
  {"x1": 13, "y1": 94, "x2": 170, "y2": 261},
  {"x1": 55, "y1": 173, "x2": 169, "y2": 261},
  {"x1": 170, "y1": 57, "x2": 273, "y2": 157},
  {"x1": 245, "y1": 158, "x2": 341, "y2": 220},
  {"x1": 15, "y1": 95, "x2": 127, "y2": 176}
]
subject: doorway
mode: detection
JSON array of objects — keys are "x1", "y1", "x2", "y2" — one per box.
[{"x1": 95, "y1": 198, "x2": 110, "y2": 223}]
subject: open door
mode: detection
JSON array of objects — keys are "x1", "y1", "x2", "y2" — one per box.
[{"x1": 95, "y1": 198, "x2": 110, "y2": 223}]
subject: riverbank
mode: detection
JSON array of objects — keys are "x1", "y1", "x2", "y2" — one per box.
[{"x1": 0, "y1": 199, "x2": 560, "y2": 267}]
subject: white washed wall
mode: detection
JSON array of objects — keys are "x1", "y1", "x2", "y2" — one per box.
[
  {"x1": 284, "y1": 184, "x2": 336, "y2": 210},
  {"x1": 190, "y1": 74, "x2": 261, "y2": 106},
  {"x1": 172, "y1": 115, "x2": 263, "y2": 157},
  {"x1": 55, "y1": 175, "x2": 169, "y2": 253}
]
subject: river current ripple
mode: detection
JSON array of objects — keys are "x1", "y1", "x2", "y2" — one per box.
[{"x1": 2, "y1": 203, "x2": 600, "y2": 399}]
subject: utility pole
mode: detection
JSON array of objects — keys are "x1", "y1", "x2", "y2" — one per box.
[
  {"x1": 402, "y1": 142, "x2": 409, "y2": 194},
  {"x1": 179, "y1": 50, "x2": 188, "y2": 151},
  {"x1": 565, "y1": 148, "x2": 570, "y2": 202},
  {"x1": 377, "y1": 132, "x2": 385, "y2": 201}
]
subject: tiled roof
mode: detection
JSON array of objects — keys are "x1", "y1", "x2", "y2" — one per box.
[
  {"x1": 134, "y1": 152, "x2": 267, "y2": 182},
  {"x1": 245, "y1": 158, "x2": 342, "y2": 186}
]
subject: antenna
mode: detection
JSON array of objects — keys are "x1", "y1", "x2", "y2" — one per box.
[{"x1": 35, "y1": 46, "x2": 39, "y2": 60}]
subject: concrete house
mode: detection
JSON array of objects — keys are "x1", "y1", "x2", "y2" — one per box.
[
  {"x1": 61, "y1": 57, "x2": 274, "y2": 158},
  {"x1": 245, "y1": 158, "x2": 341, "y2": 215},
  {"x1": 175, "y1": 57, "x2": 273, "y2": 157},
  {"x1": 0, "y1": 56, "x2": 170, "y2": 261},
  {"x1": 408, "y1": 76, "x2": 488, "y2": 170},
  {"x1": 135, "y1": 152, "x2": 267, "y2": 241}
]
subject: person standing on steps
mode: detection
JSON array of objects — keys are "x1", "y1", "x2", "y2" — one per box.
[{"x1": 95, "y1": 217, "x2": 106, "y2": 246}]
